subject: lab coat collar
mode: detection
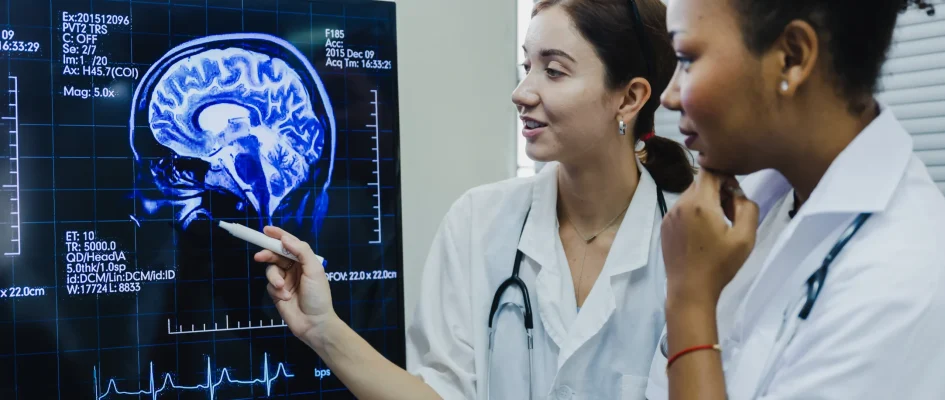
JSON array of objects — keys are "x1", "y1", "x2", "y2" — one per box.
[
  {"x1": 740, "y1": 102, "x2": 910, "y2": 223},
  {"x1": 520, "y1": 160, "x2": 661, "y2": 368},
  {"x1": 517, "y1": 160, "x2": 659, "y2": 274},
  {"x1": 796, "y1": 102, "x2": 912, "y2": 217},
  {"x1": 600, "y1": 158, "x2": 660, "y2": 277},
  {"x1": 740, "y1": 169, "x2": 791, "y2": 225},
  {"x1": 555, "y1": 159, "x2": 661, "y2": 367},
  {"x1": 518, "y1": 162, "x2": 569, "y2": 350},
  {"x1": 516, "y1": 162, "x2": 559, "y2": 270},
  {"x1": 735, "y1": 101, "x2": 913, "y2": 353}
]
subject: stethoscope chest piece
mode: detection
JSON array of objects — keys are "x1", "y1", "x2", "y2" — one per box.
[{"x1": 659, "y1": 332, "x2": 668, "y2": 357}]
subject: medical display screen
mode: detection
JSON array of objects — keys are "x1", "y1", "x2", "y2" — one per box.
[{"x1": 0, "y1": 0, "x2": 404, "y2": 398}]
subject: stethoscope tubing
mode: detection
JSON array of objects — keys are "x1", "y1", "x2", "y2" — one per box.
[{"x1": 485, "y1": 189, "x2": 667, "y2": 399}]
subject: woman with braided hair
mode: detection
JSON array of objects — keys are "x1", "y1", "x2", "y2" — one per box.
[{"x1": 646, "y1": 0, "x2": 945, "y2": 399}]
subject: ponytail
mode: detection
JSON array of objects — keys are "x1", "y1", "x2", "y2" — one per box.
[
  {"x1": 636, "y1": 132, "x2": 696, "y2": 193},
  {"x1": 532, "y1": 0, "x2": 698, "y2": 192}
]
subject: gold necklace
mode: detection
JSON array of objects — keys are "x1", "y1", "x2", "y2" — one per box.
[{"x1": 563, "y1": 204, "x2": 629, "y2": 305}]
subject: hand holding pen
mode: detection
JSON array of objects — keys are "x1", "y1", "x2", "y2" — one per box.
[
  {"x1": 218, "y1": 221, "x2": 337, "y2": 349},
  {"x1": 254, "y1": 226, "x2": 337, "y2": 348},
  {"x1": 220, "y1": 221, "x2": 442, "y2": 399}
]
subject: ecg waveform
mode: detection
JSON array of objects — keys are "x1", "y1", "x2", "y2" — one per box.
[{"x1": 93, "y1": 352, "x2": 294, "y2": 400}]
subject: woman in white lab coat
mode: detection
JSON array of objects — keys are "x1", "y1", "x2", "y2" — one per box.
[
  {"x1": 645, "y1": 0, "x2": 945, "y2": 399},
  {"x1": 256, "y1": 0, "x2": 697, "y2": 399}
]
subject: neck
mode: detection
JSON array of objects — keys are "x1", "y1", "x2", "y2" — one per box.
[
  {"x1": 777, "y1": 97, "x2": 878, "y2": 207},
  {"x1": 556, "y1": 149, "x2": 640, "y2": 232}
]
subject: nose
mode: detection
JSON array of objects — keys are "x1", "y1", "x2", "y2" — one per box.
[
  {"x1": 511, "y1": 74, "x2": 539, "y2": 111},
  {"x1": 660, "y1": 64, "x2": 682, "y2": 112}
]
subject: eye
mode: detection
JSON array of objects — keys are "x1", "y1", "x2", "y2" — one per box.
[
  {"x1": 521, "y1": 62, "x2": 531, "y2": 73},
  {"x1": 545, "y1": 67, "x2": 563, "y2": 78},
  {"x1": 675, "y1": 54, "x2": 692, "y2": 70}
]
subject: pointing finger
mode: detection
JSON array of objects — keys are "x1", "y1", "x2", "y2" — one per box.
[
  {"x1": 264, "y1": 225, "x2": 300, "y2": 242},
  {"x1": 254, "y1": 249, "x2": 296, "y2": 270},
  {"x1": 262, "y1": 225, "x2": 286, "y2": 239}
]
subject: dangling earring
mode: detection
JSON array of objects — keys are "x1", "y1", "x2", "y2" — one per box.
[
  {"x1": 618, "y1": 120, "x2": 627, "y2": 135},
  {"x1": 780, "y1": 80, "x2": 789, "y2": 92}
]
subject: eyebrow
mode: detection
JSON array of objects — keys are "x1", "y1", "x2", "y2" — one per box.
[
  {"x1": 523, "y1": 46, "x2": 577, "y2": 63},
  {"x1": 540, "y1": 48, "x2": 576, "y2": 63}
]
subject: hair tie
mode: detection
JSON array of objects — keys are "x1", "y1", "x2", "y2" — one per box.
[{"x1": 639, "y1": 131, "x2": 655, "y2": 141}]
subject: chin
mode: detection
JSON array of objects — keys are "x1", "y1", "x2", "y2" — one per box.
[
  {"x1": 696, "y1": 153, "x2": 752, "y2": 176},
  {"x1": 524, "y1": 143, "x2": 558, "y2": 163}
]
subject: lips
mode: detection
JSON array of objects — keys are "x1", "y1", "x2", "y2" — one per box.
[
  {"x1": 521, "y1": 116, "x2": 548, "y2": 138},
  {"x1": 679, "y1": 126, "x2": 698, "y2": 148}
]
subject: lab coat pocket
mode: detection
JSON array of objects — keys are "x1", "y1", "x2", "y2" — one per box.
[{"x1": 620, "y1": 374, "x2": 648, "y2": 400}]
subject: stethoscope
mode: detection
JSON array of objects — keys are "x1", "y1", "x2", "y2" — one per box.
[
  {"x1": 485, "y1": 188, "x2": 667, "y2": 399},
  {"x1": 656, "y1": 210, "x2": 873, "y2": 395},
  {"x1": 751, "y1": 211, "x2": 872, "y2": 396}
]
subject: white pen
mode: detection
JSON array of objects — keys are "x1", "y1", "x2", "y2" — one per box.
[{"x1": 218, "y1": 220, "x2": 315, "y2": 264}]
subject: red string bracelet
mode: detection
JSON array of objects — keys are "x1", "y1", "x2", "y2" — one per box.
[{"x1": 665, "y1": 344, "x2": 721, "y2": 372}]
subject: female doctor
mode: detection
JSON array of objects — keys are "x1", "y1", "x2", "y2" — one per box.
[
  {"x1": 644, "y1": 0, "x2": 945, "y2": 399},
  {"x1": 256, "y1": 0, "x2": 696, "y2": 399}
]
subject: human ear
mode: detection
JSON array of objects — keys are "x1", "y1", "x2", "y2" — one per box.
[
  {"x1": 617, "y1": 77, "x2": 652, "y2": 122},
  {"x1": 773, "y1": 20, "x2": 819, "y2": 96}
]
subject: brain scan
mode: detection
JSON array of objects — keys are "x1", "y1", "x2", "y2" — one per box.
[{"x1": 129, "y1": 34, "x2": 335, "y2": 232}]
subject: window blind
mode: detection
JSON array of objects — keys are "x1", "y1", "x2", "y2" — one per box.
[{"x1": 878, "y1": 1, "x2": 945, "y2": 193}]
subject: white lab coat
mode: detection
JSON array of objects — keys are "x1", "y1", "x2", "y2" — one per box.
[
  {"x1": 406, "y1": 160, "x2": 678, "y2": 400},
  {"x1": 645, "y1": 103, "x2": 945, "y2": 399}
]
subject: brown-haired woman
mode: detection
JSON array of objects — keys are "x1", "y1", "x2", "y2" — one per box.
[{"x1": 257, "y1": 0, "x2": 695, "y2": 399}]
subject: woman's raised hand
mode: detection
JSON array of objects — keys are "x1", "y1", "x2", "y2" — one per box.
[{"x1": 256, "y1": 226, "x2": 336, "y2": 348}]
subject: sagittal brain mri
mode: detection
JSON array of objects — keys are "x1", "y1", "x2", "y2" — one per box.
[
  {"x1": 0, "y1": 1, "x2": 403, "y2": 399},
  {"x1": 131, "y1": 34, "x2": 336, "y2": 233}
]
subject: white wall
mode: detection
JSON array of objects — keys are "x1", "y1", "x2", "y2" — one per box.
[{"x1": 392, "y1": 0, "x2": 519, "y2": 326}]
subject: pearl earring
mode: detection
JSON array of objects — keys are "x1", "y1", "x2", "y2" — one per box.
[
  {"x1": 780, "y1": 80, "x2": 789, "y2": 92},
  {"x1": 618, "y1": 120, "x2": 627, "y2": 135}
]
